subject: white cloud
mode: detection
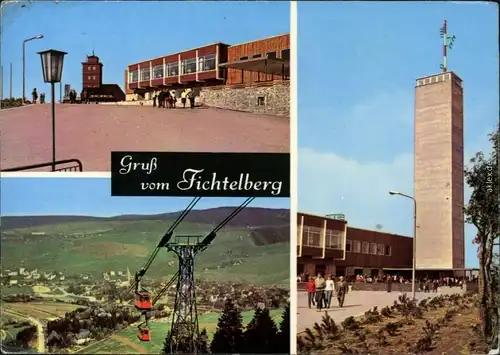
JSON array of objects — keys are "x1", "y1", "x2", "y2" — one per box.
[{"x1": 298, "y1": 147, "x2": 414, "y2": 234}]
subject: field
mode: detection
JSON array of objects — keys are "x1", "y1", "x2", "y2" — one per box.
[
  {"x1": 1, "y1": 219, "x2": 290, "y2": 285},
  {"x1": 0, "y1": 313, "x2": 30, "y2": 343},
  {"x1": 1, "y1": 302, "x2": 80, "y2": 321},
  {"x1": 80, "y1": 308, "x2": 284, "y2": 354}
]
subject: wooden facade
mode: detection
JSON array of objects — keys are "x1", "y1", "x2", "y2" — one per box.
[
  {"x1": 297, "y1": 212, "x2": 413, "y2": 277},
  {"x1": 225, "y1": 33, "x2": 290, "y2": 85},
  {"x1": 82, "y1": 55, "x2": 103, "y2": 89}
]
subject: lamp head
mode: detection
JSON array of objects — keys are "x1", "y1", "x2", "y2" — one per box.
[{"x1": 389, "y1": 191, "x2": 398, "y2": 195}]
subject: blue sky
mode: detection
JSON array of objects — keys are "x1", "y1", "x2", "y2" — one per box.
[
  {"x1": 1, "y1": 1, "x2": 289, "y2": 98},
  {"x1": 298, "y1": 2, "x2": 498, "y2": 268},
  {"x1": 0, "y1": 178, "x2": 290, "y2": 216}
]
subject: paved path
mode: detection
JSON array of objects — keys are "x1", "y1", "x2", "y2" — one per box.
[
  {"x1": 0, "y1": 104, "x2": 289, "y2": 171},
  {"x1": 296, "y1": 288, "x2": 463, "y2": 333}
]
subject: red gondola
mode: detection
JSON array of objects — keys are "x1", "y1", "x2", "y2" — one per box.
[
  {"x1": 137, "y1": 324, "x2": 151, "y2": 342},
  {"x1": 135, "y1": 291, "x2": 152, "y2": 311}
]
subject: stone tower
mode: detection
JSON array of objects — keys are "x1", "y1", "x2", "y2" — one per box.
[{"x1": 414, "y1": 71, "x2": 465, "y2": 270}]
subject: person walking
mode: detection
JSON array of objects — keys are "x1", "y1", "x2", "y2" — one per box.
[
  {"x1": 31, "y1": 88, "x2": 38, "y2": 104},
  {"x1": 337, "y1": 276, "x2": 348, "y2": 307},
  {"x1": 325, "y1": 275, "x2": 335, "y2": 308},
  {"x1": 306, "y1": 277, "x2": 316, "y2": 309},
  {"x1": 188, "y1": 88, "x2": 195, "y2": 108},
  {"x1": 314, "y1": 273, "x2": 326, "y2": 311}
]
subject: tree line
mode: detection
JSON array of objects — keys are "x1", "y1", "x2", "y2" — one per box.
[{"x1": 163, "y1": 298, "x2": 290, "y2": 354}]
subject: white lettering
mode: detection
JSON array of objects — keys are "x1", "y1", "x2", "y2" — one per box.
[
  {"x1": 177, "y1": 169, "x2": 205, "y2": 191},
  {"x1": 140, "y1": 182, "x2": 170, "y2": 190},
  {"x1": 119, "y1": 155, "x2": 158, "y2": 175}
]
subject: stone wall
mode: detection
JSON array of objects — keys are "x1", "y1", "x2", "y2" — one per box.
[{"x1": 197, "y1": 81, "x2": 289, "y2": 117}]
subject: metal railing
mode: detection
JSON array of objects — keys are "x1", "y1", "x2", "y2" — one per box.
[{"x1": 1, "y1": 159, "x2": 83, "y2": 172}]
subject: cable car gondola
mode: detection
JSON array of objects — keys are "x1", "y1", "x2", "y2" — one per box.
[
  {"x1": 137, "y1": 321, "x2": 151, "y2": 342},
  {"x1": 135, "y1": 290, "x2": 152, "y2": 311}
]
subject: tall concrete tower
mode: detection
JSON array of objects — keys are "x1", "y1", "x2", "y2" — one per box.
[{"x1": 414, "y1": 71, "x2": 465, "y2": 270}]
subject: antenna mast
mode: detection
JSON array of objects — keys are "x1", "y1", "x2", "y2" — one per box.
[{"x1": 439, "y1": 20, "x2": 456, "y2": 72}]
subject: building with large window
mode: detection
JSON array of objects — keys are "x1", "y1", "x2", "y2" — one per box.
[
  {"x1": 297, "y1": 212, "x2": 413, "y2": 278},
  {"x1": 124, "y1": 33, "x2": 290, "y2": 116}
]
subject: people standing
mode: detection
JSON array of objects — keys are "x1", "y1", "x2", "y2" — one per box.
[
  {"x1": 152, "y1": 92, "x2": 157, "y2": 107},
  {"x1": 31, "y1": 88, "x2": 38, "y2": 104},
  {"x1": 181, "y1": 89, "x2": 187, "y2": 108},
  {"x1": 306, "y1": 277, "x2": 316, "y2": 309},
  {"x1": 40, "y1": 93, "x2": 45, "y2": 104},
  {"x1": 314, "y1": 273, "x2": 326, "y2": 311},
  {"x1": 158, "y1": 91, "x2": 165, "y2": 108},
  {"x1": 337, "y1": 276, "x2": 348, "y2": 307},
  {"x1": 325, "y1": 275, "x2": 335, "y2": 308},
  {"x1": 170, "y1": 90, "x2": 177, "y2": 108},
  {"x1": 386, "y1": 274, "x2": 392, "y2": 293}
]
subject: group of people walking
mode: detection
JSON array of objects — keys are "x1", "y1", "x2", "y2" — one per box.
[
  {"x1": 31, "y1": 88, "x2": 45, "y2": 104},
  {"x1": 306, "y1": 274, "x2": 349, "y2": 311},
  {"x1": 153, "y1": 88, "x2": 197, "y2": 109}
]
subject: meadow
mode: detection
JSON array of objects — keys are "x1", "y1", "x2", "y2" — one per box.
[
  {"x1": 80, "y1": 308, "x2": 284, "y2": 354},
  {"x1": 2, "y1": 219, "x2": 290, "y2": 285}
]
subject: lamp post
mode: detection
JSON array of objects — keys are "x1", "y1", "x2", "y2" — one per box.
[
  {"x1": 37, "y1": 49, "x2": 67, "y2": 172},
  {"x1": 23, "y1": 35, "x2": 44, "y2": 104},
  {"x1": 389, "y1": 190, "x2": 417, "y2": 300}
]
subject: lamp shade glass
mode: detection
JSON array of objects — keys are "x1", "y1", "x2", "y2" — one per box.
[{"x1": 38, "y1": 49, "x2": 67, "y2": 83}]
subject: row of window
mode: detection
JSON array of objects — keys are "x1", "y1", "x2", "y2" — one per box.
[
  {"x1": 239, "y1": 48, "x2": 290, "y2": 61},
  {"x1": 346, "y1": 240, "x2": 392, "y2": 256},
  {"x1": 85, "y1": 65, "x2": 98, "y2": 71},
  {"x1": 86, "y1": 76, "x2": 97, "y2": 81},
  {"x1": 128, "y1": 54, "x2": 216, "y2": 83},
  {"x1": 302, "y1": 226, "x2": 344, "y2": 249}
]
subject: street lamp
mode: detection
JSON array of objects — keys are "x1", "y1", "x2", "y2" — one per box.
[
  {"x1": 37, "y1": 49, "x2": 67, "y2": 172},
  {"x1": 389, "y1": 190, "x2": 417, "y2": 300},
  {"x1": 22, "y1": 34, "x2": 44, "y2": 104}
]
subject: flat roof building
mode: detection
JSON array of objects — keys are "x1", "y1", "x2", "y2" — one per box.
[
  {"x1": 297, "y1": 212, "x2": 413, "y2": 278},
  {"x1": 123, "y1": 34, "x2": 290, "y2": 116}
]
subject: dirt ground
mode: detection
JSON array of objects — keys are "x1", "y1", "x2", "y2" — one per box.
[{"x1": 298, "y1": 293, "x2": 490, "y2": 355}]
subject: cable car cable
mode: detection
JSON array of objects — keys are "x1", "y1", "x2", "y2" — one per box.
[
  {"x1": 126, "y1": 197, "x2": 202, "y2": 295},
  {"x1": 201, "y1": 197, "x2": 255, "y2": 246}
]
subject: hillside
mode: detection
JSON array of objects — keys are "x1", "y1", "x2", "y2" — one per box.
[
  {"x1": 1, "y1": 207, "x2": 289, "y2": 231},
  {"x1": 1, "y1": 211, "x2": 290, "y2": 285}
]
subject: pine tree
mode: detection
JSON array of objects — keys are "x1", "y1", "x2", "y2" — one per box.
[
  {"x1": 198, "y1": 328, "x2": 209, "y2": 354},
  {"x1": 210, "y1": 298, "x2": 244, "y2": 354},
  {"x1": 244, "y1": 307, "x2": 278, "y2": 353},
  {"x1": 276, "y1": 303, "x2": 290, "y2": 353},
  {"x1": 163, "y1": 328, "x2": 210, "y2": 354}
]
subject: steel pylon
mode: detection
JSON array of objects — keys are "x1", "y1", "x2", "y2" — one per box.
[{"x1": 166, "y1": 236, "x2": 206, "y2": 354}]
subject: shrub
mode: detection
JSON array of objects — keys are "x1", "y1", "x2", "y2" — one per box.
[
  {"x1": 341, "y1": 316, "x2": 360, "y2": 331},
  {"x1": 412, "y1": 320, "x2": 439, "y2": 352}
]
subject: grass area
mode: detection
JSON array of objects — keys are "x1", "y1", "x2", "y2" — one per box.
[
  {"x1": 2, "y1": 302, "x2": 80, "y2": 320},
  {"x1": 1, "y1": 286, "x2": 34, "y2": 296},
  {"x1": 2, "y1": 220, "x2": 289, "y2": 285},
  {"x1": 83, "y1": 308, "x2": 284, "y2": 354}
]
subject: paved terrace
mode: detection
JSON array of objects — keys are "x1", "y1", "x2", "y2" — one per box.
[
  {"x1": 297, "y1": 287, "x2": 463, "y2": 333},
  {"x1": 0, "y1": 104, "x2": 289, "y2": 172}
]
